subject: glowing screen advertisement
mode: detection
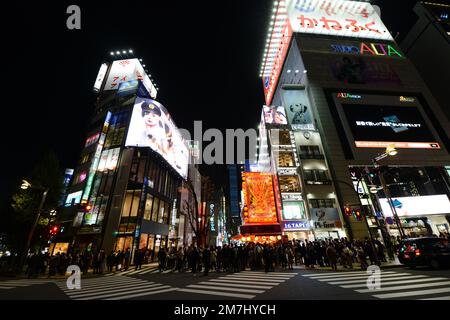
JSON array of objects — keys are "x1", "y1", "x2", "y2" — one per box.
[
  {"x1": 286, "y1": 0, "x2": 393, "y2": 41},
  {"x1": 242, "y1": 172, "x2": 278, "y2": 224},
  {"x1": 263, "y1": 105, "x2": 288, "y2": 125},
  {"x1": 379, "y1": 195, "x2": 450, "y2": 217},
  {"x1": 125, "y1": 98, "x2": 188, "y2": 179},
  {"x1": 281, "y1": 89, "x2": 315, "y2": 131},
  {"x1": 342, "y1": 103, "x2": 440, "y2": 149}
]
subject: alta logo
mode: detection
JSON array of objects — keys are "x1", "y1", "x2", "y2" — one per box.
[
  {"x1": 331, "y1": 42, "x2": 402, "y2": 57},
  {"x1": 337, "y1": 92, "x2": 361, "y2": 99},
  {"x1": 264, "y1": 76, "x2": 270, "y2": 89}
]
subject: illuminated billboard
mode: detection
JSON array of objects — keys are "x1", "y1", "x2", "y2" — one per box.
[
  {"x1": 103, "y1": 59, "x2": 157, "y2": 98},
  {"x1": 281, "y1": 89, "x2": 315, "y2": 131},
  {"x1": 125, "y1": 98, "x2": 189, "y2": 179},
  {"x1": 379, "y1": 195, "x2": 450, "y2": 217},
  {"x1": 342, "y1": 104, "x2": 440, "y2": 149},
  {"x1": 263, "y1": 105, "x2": 288, "y2": 125},
  {"x1": 242, "y1": 172, "x2": 278, "y2": 224},
  {"x1": 93, "y1": 63, "x2": 108, "y2": 92},
  {"x1": 286, "y1": 0, "x2": 393, "y2": 41},
  {"x1": 97, "y1": 147, "x2": 120, "y2": 172},
  {"x1": 282, "y1": 201, "x2": 306, "y2": 220}
]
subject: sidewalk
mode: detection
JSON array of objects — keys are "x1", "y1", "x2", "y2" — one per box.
[
  {"x1": 293, "y1": 257, "x2": 403, "y2": 272},
  {"x1": 7, "y1": 262, "x2": 160, "y2": 280}
]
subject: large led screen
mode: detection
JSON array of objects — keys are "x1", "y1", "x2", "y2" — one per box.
[
  {"x1": 379, "y1": 195, "x2": 450, "y2": 217},
  {"x1": 341, "y1": 103, "x2": 440, "y2": 149},
  {"x1": 125, "y1": 98, "x2": 189, "y2": 179},
  {"x1": 242, "y1": 172, "x2": 278, "y2": 224},
  {"x1": 263, "y1": 105, "x2": 288, "y2": 125}
]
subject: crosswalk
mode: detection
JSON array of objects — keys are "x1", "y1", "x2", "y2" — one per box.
[
  {"x1": 104, "y1": 266, "x2": 173, "y2": 277},
  {"x1": 0, "y1": 278, "x2": 57, "y2": 290},
  {"x1": 58, "y1": 275, "x2": 177, "y2": 300},
  {"x1": 302, "y1": 270, "x2": 450, "y2": 300},
  {"x1": 177, "y1": 271, "x2": 298, "y2": 299}
]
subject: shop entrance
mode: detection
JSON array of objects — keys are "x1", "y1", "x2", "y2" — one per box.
[{"x1": 328, "y1": 231, "x2": 339, "y2": 239}]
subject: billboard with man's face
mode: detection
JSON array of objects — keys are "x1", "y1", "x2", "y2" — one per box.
[{"x1": 125, "y1": 98, "x2": 189, "y2": 179}]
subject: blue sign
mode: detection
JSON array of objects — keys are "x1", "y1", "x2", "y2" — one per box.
[
  {"x1": 117, "y1": 80, "x2": 139, "y2": 97},
  {"x1": 283, "y1": 220, "x2": 310, "y2": 230}
]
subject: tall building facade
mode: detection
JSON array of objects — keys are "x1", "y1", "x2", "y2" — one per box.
[
  {"x1": 53, "y1": 55, "x2": 189, "y2": 260},
  {"x1": 251, "y1": 0, "x2": 450, "y2": 242}
]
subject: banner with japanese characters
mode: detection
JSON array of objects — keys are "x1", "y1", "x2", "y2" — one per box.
[{"x1": 286, "y1": 0, "x2": 393, "y2": 41}]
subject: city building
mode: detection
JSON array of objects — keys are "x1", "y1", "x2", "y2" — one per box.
[
  {"x1": 400, "y1": 2, "x2": 450, "y2": 135},
  {"x1": 250, "y1": 0, "x2": 450, "y2": 242},
  {"x1": 53, "y1": 53, "x2": 190, "y2": 260},
  {"x1": 226, "y1": 164, "x2": 244, "y2": 235}
]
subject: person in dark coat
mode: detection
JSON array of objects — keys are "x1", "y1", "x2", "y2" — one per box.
[{"x1": 202, "y1": 247, "x2": 211, "y2": 276}]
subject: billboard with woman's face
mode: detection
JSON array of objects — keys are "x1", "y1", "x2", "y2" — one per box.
[
  {"x1": 125, "y1": 97, "x2": 188, "y2": 179},
  {"x1": 263, "y1": 105, "x2": 288, "y2": 125}
]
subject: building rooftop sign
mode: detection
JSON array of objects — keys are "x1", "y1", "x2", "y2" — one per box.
[{"x1": 286, "y1": 0, "x2": 393, "y2": 41}]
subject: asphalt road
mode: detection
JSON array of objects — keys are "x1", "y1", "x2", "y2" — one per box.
[{"x1": 1, "y1": 265, "x2": 450, "y2": 301}]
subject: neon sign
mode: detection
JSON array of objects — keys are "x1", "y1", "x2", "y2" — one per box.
[
  {"x1": 337, "y1": 92, "x2": 361, "y2": 99},
  {"x1": 331, "y1": 43, "x2": 402, "y2": 57}
]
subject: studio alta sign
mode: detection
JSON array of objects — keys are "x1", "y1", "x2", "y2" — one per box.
[{"x1": 331, "y1": 42, "x2": 402, "y2": 57}]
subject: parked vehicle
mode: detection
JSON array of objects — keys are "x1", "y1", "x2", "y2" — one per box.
[{"x1": 398, "y1": 237, "x2": 450, "y2": 269}]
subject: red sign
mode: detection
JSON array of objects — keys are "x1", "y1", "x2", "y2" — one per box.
[{"x1": 263, "y1": 20, "x2": 293, "y2": 106}]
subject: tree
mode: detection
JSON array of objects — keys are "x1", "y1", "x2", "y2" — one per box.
[
  {"x1": 183, "y1": 176, "x2": 215, "y2": 248},
  {"x1": 4, "y1": 150, "x2": 64, "y2": 256}
]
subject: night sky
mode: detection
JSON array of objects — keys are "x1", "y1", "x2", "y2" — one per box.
[{"x1": 1, "y1": 0, "x2": 442, "y2": 197}]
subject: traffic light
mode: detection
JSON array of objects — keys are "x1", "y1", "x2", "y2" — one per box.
[
  {"x1": 49, "y1": 225, "x2": 59, "y2": 235},
  {"x1": 344, "y1": 206, "x2": 352, "y2": 217},
  {"x1": 79, "y1": 203, "x2": 92, "y2": 212},
  {"x1": 354, "y1": 209, "x2": 362, "y2": 221}
]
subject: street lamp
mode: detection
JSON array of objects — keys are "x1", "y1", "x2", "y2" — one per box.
[
  {"x1": 371, "y1": 145, "x2": 406, "y2": 239},
  {"x1": 19, "y1": 180, "x2": 49, "y2": 272}
]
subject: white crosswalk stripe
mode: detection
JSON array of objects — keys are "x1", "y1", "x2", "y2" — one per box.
[
  {"x1": 58, "y1": 275, "x2": 175, "y2": 300},
  {"x1": 111, "y1": 266, "x2": 159, "y2": 276},
  {"x1": 176, "y1": 271, "x2": 298, "y2": 299},
  {"x1": 0, "y1": 279, "x2": 57, "y2": 290},
  {"x1": 303, "y1": 270, "x2": 450, "y2": 300}
]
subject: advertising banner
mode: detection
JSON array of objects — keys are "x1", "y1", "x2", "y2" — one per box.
[
  {"x1": 330, "y1": 56, "x2": 401, "y2": 85},
  {"x1": 379, "y1": 195, "x2": 450, "y2": 217},
  {"x1": 125, "y1": 98, "x2": 188, "y2": 179},
  {"x1": 282, "y1": 201, "x2": 306, "y2": 220},
  {"x1": 93, "y1": 63, "x2": 108, "y2": 92},
  {"x1": 242, "y1": 172, "x2": 278, "y2": 224},
  {"x1": 286, "y1": 0, "x2": 393, "y2": 41},
  {"x1": 281, "y1": 89, "x2": 315, "y2": 131},
  {"x1": 103, "y1": 59, "x2": 157, "y2": 98},
  {"x1": 310, "y1": 208, "x2": 341, "y2": 228},
  {"x1": 282, "y1": 220, "x2": 310, "y2": 230},
  {"x1": 263, "y1": 105, "x2": 288, "y2": 125}
]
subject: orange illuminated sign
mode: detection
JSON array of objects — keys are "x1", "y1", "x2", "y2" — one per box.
[{"x1": 242, "y1": 172, "x2": 278, "y2": 224}]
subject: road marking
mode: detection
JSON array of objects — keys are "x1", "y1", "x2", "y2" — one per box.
[
  {"x1": 303, "y1": 270, "x2": 371, "y2": 277},
  {"x1": 224, "y1": 274, "x2": 293, "y2": 280},
  {"x1": 329, "y1": 275, "x2": 426, "y2": 285},
  {"x1": 340, "y1": 277, "x2": 444, "y2": 288},
  {"x1": 373, "y1": 287, "x2": 450, "y2": 299},
  {"x1": 307, "y1": 271, "x2": 396, "y2": 279},
  {"x1": 68, "y1": 284, "x2": 168, "y2": 299},
  {"x1": 317, "y1": 273, "x2": 410, "y2": 282},
  {"x1": 219, "y1": 276, "x2": 286, "y2": 283},
  {"x1": 61, "y1": 281, "x2": 159, "y2": 296},
  {"x1": 356, "y1": 281, "x2": 450, "y2": 293},
  {"x1": 106, "y1": 288, "x2": 178, "y2": 300},
  {"x1": 177, "y1": 288, "x2": 255, "y2": 299},
  {"x1": 208, "y1": 278, "x2": 282, "y2": 286},
  {"x1": 241, "y1": 271, "x2": 297, "y2": 276},
  {"x1": 198, "y1": 281, "x2": 273, "y2": 290},
  {"x1": 187, "y1": 284, "x2": 264, "y2": 294},
  {"x1": 77, "y1": 285, "x2": 172, "y2": 300}
]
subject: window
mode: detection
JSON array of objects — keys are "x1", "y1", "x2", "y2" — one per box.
[
  {"x1": 304, "y1": 170, "x2": 329, "y2": 182},
  {"x1": 282, "y1": 201, "x2": 306, "y2": 220},
  {"x1": 144, "y1": 194, "x2": 153, "y2": 220},
  {"x1": 80, "y1": 153, "x2": 91, "y2": 165},
  {"x1": 277, "y1": 151, "x2": 296, "y2": 167},
  {"x1": 278, "y1": 175, "x2": 301, "y2": 192},
  {"x1": 151, "y1": 198, "x2": 160, "y2": 222},
  {"x1": 163, "y1": 202, "x2": 170, "y2": 224},
  {"x1": 158, "y1": 200, "x2": 166, "y2": 224},
  {"x1": 310, "y1": 199, "x2": 335, "y2": 208},
  {"x1": 122, "y1": 190, "x2": 141, "y2": 218}
]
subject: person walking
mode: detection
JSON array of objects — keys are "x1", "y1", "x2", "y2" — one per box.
[
  {"x1": 124, "y1": 248, "x2": 131, "y2": 271},
  {"x1": 326, "y1": 244, "x2": 338, "y2": 271},
  {"x1": 202, "y1": 247, "x2": 211, "y2": 276}
]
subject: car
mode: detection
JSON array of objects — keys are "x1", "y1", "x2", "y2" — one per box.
[{"x1": 398, "y1": 237, "x2": 450, "y2": 269}]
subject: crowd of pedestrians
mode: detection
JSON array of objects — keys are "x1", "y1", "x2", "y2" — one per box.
[{"x1": 2, "y1": 233, "x2": 448, "y2": 277}]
